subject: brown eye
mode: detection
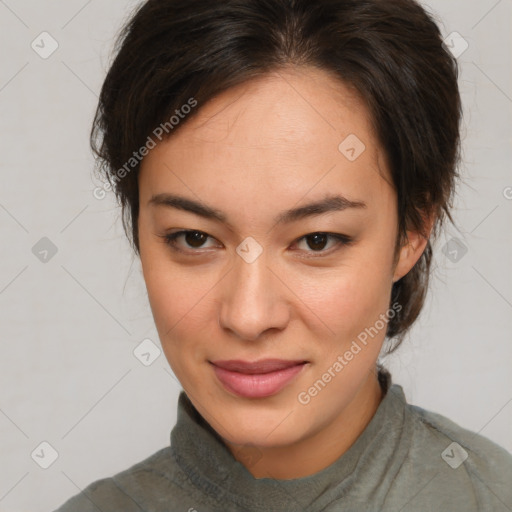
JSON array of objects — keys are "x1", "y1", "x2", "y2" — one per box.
[
  {"x1": 162, "y1": 230, "x2": 216, "y2": 252},
  {"x1": 305, "y1": 233, "x2": 329, "y2": 251},
  {"x1": 294, "y1": 232, "x2": 352, "y2": 256},
  {"x1": 182, "y1": 231, "x2": 209, "y2": 248}
]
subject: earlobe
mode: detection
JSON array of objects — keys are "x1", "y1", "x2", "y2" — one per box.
[
  {"x1": 392, "y1": 236, "x2": 426, "y2": 283},
  {"x1": 392, "y1": 214, "x2": 435, "y2": 283}
]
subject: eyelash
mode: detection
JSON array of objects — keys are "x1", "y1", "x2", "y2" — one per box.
[{"x1": 159, "y1": 230, "x2": 353, "y2": 257}]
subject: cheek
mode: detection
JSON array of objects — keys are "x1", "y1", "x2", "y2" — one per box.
[
  {"x1": 140, "y1": 250, "x2": 226, "y2": 383},
  {"x1": 139, "y1": 229, "x2": 204, "y2": 326},
  {"x1": 300, "y1": 249, "x2": 394, "y2": 342},
  {"x1": 139, "y1": 237, "x2": 197, "y2": 340},
  {"x1": 144, "y1": 263, "x2": 210, "y2": 343},
  {"x1": 142, "y1": 266, "x2": 207, "y2": 382}
]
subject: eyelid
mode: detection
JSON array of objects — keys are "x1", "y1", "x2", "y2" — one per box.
[
  {"x1": 159, "y1": 229, "x2": 353, "y2": 256},
  {"x1": 160, "y1": 230, "x2": 220, "y2": 255}
]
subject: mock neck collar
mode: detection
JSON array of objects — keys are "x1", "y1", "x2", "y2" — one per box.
[{"x1": 170, "y1": 368, "x2": 409, "y2": 511}]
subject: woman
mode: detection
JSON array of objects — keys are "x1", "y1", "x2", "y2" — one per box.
[{"x1": 55, "y1": 0, "x2": 512, "y2": 510}]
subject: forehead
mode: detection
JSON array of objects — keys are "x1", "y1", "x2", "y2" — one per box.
[
  {"x1": 191, "y1": 67, "x2": 368, "y2": 142},
  {"x1": 139, "y1": 66, "x2": 392, "y2": 209}
]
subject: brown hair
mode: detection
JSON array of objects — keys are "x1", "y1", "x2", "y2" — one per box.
[{"x1": 91, "y1": 0, "x2": 463, "y2": 353}]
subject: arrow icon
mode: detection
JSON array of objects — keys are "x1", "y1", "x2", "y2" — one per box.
[
  {"x1": 31, "y1": 31, "x2": 59, "y2": 59},
  {"x1": 443, "y1": 31, "x2": 468, "y2": 59},
  {"x1": 236, "y1": 237, "x2": 263, "y2": 263},
  {"x1": 339, "y1": 134, "x2": 365, "y2": 161},
  {"x1": 134, "y1": 339, "x2": 161, "y2": 366},
  {"x1": 31, "y1": 441, "x2": 59, "y2": 468},
  {"x1": 441, "y1": 441, "x2": 468, "y2": 469}
]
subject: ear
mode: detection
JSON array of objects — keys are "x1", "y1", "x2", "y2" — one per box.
[{"x1": 392, "y1": 212, "x2": 435, "y2": 283}]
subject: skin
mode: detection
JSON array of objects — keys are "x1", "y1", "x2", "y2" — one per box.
[{"x1": 137, "y1": 66, "x2": 431, "y2": 480}]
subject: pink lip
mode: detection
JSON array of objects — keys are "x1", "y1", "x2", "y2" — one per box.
[{"x1": 210, "y1": 359, "x2": 308, "y2": 398}]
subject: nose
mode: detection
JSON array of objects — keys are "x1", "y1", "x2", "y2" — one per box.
[{"x1": 218, "y1": 251, "x2": 289, "y2": 341}]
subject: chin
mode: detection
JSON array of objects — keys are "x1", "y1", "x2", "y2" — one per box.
[
  {"x1": 221, "y1": 410, "x2": 307, "y2": 447},
  {"x1": 224, "y1": 430, "x2": 299, "y2": 451}
]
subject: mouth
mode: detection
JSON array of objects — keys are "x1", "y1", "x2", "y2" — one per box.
[{"x1": 209, "y1": 359, "x2": 309, "y2": 398}]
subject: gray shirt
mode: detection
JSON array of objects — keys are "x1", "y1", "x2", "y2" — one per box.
[{"x1": 54, "y1": 370, "x2": 512, "y2": 511}]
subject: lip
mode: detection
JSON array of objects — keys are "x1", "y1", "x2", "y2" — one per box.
[
  {"x1": 211, "y1": 358, "x2": 307, "y2": 373},
  {"x1": 210, "y1": 359, "x2": 308, "y2": 398}
]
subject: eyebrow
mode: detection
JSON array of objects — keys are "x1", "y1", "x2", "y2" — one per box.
[{"x1": 148, "y1": 193, "x2": 367, "y2": 226}]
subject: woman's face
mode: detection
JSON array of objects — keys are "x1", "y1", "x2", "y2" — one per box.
[{"x1": 137, "y1": 67, "x2": 424, "y2": 456}]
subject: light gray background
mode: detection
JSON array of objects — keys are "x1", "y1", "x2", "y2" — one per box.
[{"x1": 0, "y1": 1, "x2": 511, "y2": 510}]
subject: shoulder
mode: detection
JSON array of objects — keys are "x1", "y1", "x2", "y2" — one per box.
[
  {"x1": 53, "y1": 446, "x2": 190, "y2": 512},
  {"x1": 385, "y1": 388, "x2": 512, "y2": 511},
  {"x1": 410, "y1": 402, "x2": 512, "y2": 477},
  {"x1": 53, "y1": 475, "x2": 139, "y2": 512}
]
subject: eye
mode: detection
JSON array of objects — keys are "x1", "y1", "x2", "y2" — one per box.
[
  {"x1": 161, "y1": 230, "x2": 218, "y2": 253},
  {"x1": 292, "y1": 232, "x2": 352, "y2": 256},
  {"x1": 160, "y1": 230, "x2": 352, "y2": 256}
]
